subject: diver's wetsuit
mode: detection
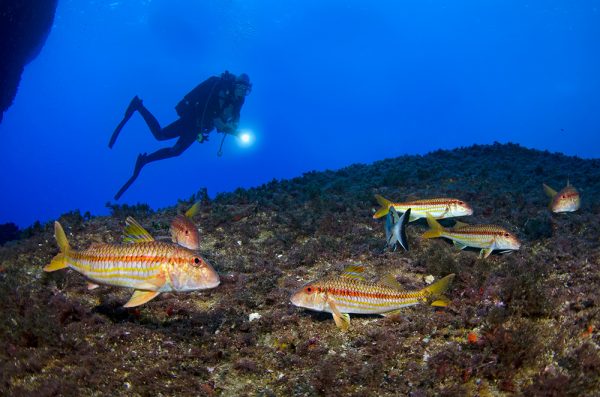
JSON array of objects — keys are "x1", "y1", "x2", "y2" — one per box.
[{"x1": 109, "y1": 72, "x2": 248, "y2": 200}]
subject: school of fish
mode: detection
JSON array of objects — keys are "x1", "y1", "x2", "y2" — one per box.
[{"x1": 44, "y1": 180, "x2": 580, "y2": 330}]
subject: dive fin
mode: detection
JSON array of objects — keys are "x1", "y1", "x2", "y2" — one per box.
[
  {"x1": 44, "y1": 222, "x2": 71, "y2": 272},
  {"x1": 123, "y1": 217, "x2": 155, "y2": 243},
  {"x1": 373, "y1": 194, "x2": 393, "y2": 219},
  {"x1": 123, "y1": 290, "x2": 161, "y2": 307},
  {"x1": 134, "y1": 272, "x2": 167, "y2": 291},
  {"x1": 422, "y1": 213, "x2": 445, "y2": 239}
]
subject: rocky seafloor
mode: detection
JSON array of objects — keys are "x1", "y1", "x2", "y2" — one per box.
[{"x1": 1, "y1": 143, "x2": 599, "y2": 396}]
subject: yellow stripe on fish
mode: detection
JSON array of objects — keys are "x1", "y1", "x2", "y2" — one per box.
[
  {"x1": 373, "y1": 194, "x2": 473, "y2": 220},
  {"x1": 44, "y1": 219, "x2": 220, "y2": 307},
  {"x1": 290, "y1": 265, "x2": 455, "y2": 331},
  {"x1": 422, "y1": 214, "x2": 521, "y2": 258}
]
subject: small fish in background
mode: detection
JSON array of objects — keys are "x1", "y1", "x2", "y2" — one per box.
[
  {"x1": 543, "y1": 181, "x2": 580, "y2": 213},
  {"x1": 170, "y1": 200, "x2": 202, "y2": 250},
  {"x1": 385, "y1": 207, "x2": 411, "y2": 251},
  {"x1": 422, "y1": 214, "x2": 520, "y2": 259},
  {"x1": 290, "y1": 265, "x2": 455, "y2": 331},
  {"x1": 373, "y1": 194, "x2": 473, "y2": 220},
  {"x1": 44, "y1": 217, "x2": 220, "y2": 307}
]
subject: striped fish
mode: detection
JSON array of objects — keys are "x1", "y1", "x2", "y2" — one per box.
[
  {"x1": 422, "y1": 214, "x2": 520, "y2": 258},
  {"x1": 373, "y1": 194, "x2": 472, "y2": 220},
  {"x1": 385, "y1": 207, "x2": 411, "y2": 251},
  {"x1": 543, "y1": 182, "x2": 580, "y2": 213},
  {"x1": 171, "y1": 200, "x2": 202, "y2": 250},
  {"x1": 44, "y1": 217, "x2": 220, "y2": 307},
  {"x1": 290, "y1": 265, "x2": 454, "y2": 331}
]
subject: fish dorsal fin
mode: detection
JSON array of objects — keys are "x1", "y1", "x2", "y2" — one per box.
[
  {"x1": 123, "y1": 217, "x2": 155, "y2": 243},
  {"x1": 453, "y1": 221, "x2": 469, "y2": 229},
  {"x1": 378, "y1": 274, "x2": 403, "y2": 290},
  {"x1": 341, "y1": 265, "x2": 366, "y2": 280},
  {"x1": 184, "y1": 200, "x2": 202, "y2": 218},
  {"x1": 543, "y1": 183, "x2": 557, "y2": 198}
]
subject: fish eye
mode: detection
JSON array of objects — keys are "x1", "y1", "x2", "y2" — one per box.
[
  {"x1": 194, "y1": 257, "x2": 200, "y2": 264},
  {"x1": 304, "y1": 286, "x2": 314, "y2": 294},
  {"x1": 185, "y1": 230, "x2": 189, "y2": 235},
  {"x1": 504, "y1": 233, "x2": 510, "y2": 237},
  {"x1": 458, "y1": 201, "x2": 464, "y2": 205}
]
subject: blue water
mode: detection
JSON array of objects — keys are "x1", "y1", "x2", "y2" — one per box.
[{"x1": 1, "y1": 0, "x2": 599, "y2": 228}]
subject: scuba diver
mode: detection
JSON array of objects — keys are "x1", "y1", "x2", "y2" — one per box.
[{"x1": 109, "y1": 71, "x2": 251, "y2": 200}]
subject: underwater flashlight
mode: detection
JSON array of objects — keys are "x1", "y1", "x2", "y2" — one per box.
[{"x1": 238, "y1": 130, "x2": 254, "y2": 147}]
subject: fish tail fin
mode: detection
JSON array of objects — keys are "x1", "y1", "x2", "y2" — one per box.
[
  {"x1": 374, "y1": 194, "x2": 393, "y2": 219},
  {"x1": 543, "y1": 183, "x2": 557, "y2": 198},
  {"x1": 422, "y1": 213, "x2": 444, "y2": 239},
  {"x1": 184, "y1": 200, "x2": 202, "y2": 218},
  {"x1": 44, "y1": 222, "x2": 70, "y2": 272},
  {"x1": 422, "y1": 273, "x2": 455, "y2": 307}
]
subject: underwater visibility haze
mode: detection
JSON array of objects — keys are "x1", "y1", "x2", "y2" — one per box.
[{"x1": 1, "y1": 1, "x2": 600, "y2": 396}]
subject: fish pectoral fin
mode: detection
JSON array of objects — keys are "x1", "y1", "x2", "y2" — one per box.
[
  {"x1": 326, "y1": 297, "x2": 350, "y2": 331},
  {"x1": 135, "y1": 273, "x2": 167, "y2": 291},
  {"x1": 382, "y1": 309, "x2": 404, "y2": 317},
  {"x1": 452, "y1": 240, "x2": 468, "y2": 250},
  {"x1": 332, "y1": 312, "x2": 350, "y2": 331},
  {"x1": 87, "y1": 282, "x2": 100, "y2": 290},
  {"x1": 123, "y1": 290, "x2": 161, "y2": 307},
  {"x1": 480, "y1": 248, "x2": 494, "y2": 259},
  {"x1": 123, "y1": 217, "x2": 155, "y2": 243}
]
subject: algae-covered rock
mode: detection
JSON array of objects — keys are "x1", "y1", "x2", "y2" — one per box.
[{"x1": 1, "y1": 144, "x2": 599, "y2": 396}]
